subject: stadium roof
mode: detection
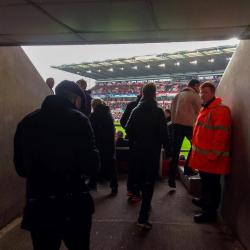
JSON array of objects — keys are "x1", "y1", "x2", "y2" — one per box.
[
  {"x1": 52, "y1": 45, "x2": 236, "y2": 81},
  {"x1": 0, "y1": 1, "x2": 250, "y2": 46}
]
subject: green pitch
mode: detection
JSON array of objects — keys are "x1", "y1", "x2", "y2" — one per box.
[{"x1": 114, "y1": 122, "x2": 191, "y2": 158}]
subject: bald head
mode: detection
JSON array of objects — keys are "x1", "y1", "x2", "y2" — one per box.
[
  {"x1": 46, "y1": 78, "x2": 55, "y2": 89},
  {"x1": 91, "y1": 98, "x2": 103, "y2": 109}
]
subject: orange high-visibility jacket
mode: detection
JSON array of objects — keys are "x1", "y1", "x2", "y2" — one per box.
[{"x1": 189, "y1": 97, "x2": 231, "y2": 175}]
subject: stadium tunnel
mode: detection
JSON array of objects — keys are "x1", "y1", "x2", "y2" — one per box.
[{"x1": 0, "y1": 1, "x2": 250, "y2": 249}]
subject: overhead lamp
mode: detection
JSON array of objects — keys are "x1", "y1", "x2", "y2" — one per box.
[
  {"x1": 145, "y1": 65, "x2": 150, "y2": 68},
  {"x1": 159, "y1": 63, "x2": 165, "y2": 67},
  {"x1": 208, "y1": 59, "x2": 214, "y2": 63},
  {"x1": 175, "y1": 62, "x2": 180, "y2": 66},
  {"x1": 97, "y1": 70, "x2": 101, "y2": 72},
  {"x1": 132, "y1": 66, "x2": 137, "y2": 69},
  {"x1": 120, "y1": 68, "x2": 124, "y2": 70},
  {"x1": 86, "y1": 70, "x2": 91, "y2": 73},
  {"x1": 108, "y1": 68, "x2": 113, "y2": 72},
  {"x1": 190, "y1": 60, "x2": 197, "y2": 65}
]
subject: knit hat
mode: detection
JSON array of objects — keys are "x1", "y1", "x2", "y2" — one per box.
[{"x1": 55, "y1": 80, "x2": 86, "y2": 100}]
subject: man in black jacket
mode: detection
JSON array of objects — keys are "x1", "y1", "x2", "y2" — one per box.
[
  {"x1": 116, "y1": 130, "x2": 129, "y2": 147},
  {"x1": 88, "y1": 98, "x2": 118, "y2": 194},
  {"x1": 120, "y1": 86, "x2": 143, "y2": 196},
  {"x1": 14, "y1": 80, "x2": 99, "y2": 250},
  {"x1": 77, "y1": 79, "x2": 92, "y2": 117},
  {"x1": 126, "y1": 82, "x2": 172, "y2": 229}
]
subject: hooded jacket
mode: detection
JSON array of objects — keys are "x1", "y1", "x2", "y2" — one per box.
[
  {"x1": 171, "y1": 87, "x2": 202, "y2": 127},
  {"x1": 125, "y1": 97, "x2": 172, "y2": 157},
  {"x1": 89, "y1": 104, "x2": 115, "y2": 155},
  {"x1": 14, "y1": 95, "x2": 99, "y2": 232},
  {"x1": 120, "y1": 96, "x2": 141, "y2": 129}
]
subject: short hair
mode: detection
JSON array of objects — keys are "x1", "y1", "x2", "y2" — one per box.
[
  {"x1": 56, "y1": 90, "x2": 79, "y2": 101},
  {"x1": 77, "y1": 79, "x2": 87, "y2": 90},
  {"x1": 116, "y1": 130, "x2": 124, "y2": 138},
  {"x1": 200, "y1": 81, "x2": 216, "y2": 93},
  {"x1": 46, "y1": 78, "x2": 54, "y2": 83},
  {"x1": 139, "y1": 85, "x2": 144, "y2": 95},
  {"x1": 91, "y1": 97, "x2": 103, "y2": 106},
  {"x1": 142, "y1": 82, "x2": 156, "y2": 99},
  {"x1": 165, "y1": 108, "x2": 171, "y2": 115}
]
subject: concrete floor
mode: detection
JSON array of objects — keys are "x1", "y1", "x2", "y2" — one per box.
[{"x1": 0, "y1": 175, "x2": 244, "y2": 250}]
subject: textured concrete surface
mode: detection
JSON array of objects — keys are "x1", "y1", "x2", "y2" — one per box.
[
  {"x1": 216, "y1": 40, "x2": 250, "y2": 249},
  {"x1": 0, "y1": 46, "x2": 52, "y2": 229},
  {"x1": 0, "y1": 176, "x2": 243, "y2": 250}
]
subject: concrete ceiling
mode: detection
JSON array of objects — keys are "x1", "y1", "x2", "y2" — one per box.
[
  {"x1": 0, "y1": 0, "x2": 250, "y2": 46},
  {"x1": 52, "y1": 45, "x2": 236, "y2": 80}
]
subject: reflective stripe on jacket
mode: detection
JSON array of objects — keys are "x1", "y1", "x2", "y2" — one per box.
[{"x1": 189, "y1": 97, "x2": 231, "y2": 174}]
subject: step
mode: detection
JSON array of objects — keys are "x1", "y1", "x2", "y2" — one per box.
[{"x1": 178, "y1": 166, "x2": 201, "y2": 196}]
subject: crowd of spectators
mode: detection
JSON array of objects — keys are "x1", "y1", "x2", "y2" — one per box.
[{"x1": 90, "y1": 77, "x2": 221, "y2": 121}]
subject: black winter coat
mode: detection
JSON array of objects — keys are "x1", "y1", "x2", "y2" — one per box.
[
  {"x1": 79, "y1": 91, "x2": 92, "y2": 117},
  {"x1": 89, "y1": 104, "x2": 115, "y2": 156},
  {"x1": 126, "y1": 97, "x2": 172, "y2": 157},
  {"x1": 14, "y1": 95, "x2": 99, "y2": 232},
  {"x1": 116, "y1": 138, "x2": 129, "y2": 147},
  {"x1": 120, "y1": 96, "x2": 141, "y2": 129}
]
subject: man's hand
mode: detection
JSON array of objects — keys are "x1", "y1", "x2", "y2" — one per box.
[{"x1": 167, "y1": 157, "x2": 172, "y2": 162}]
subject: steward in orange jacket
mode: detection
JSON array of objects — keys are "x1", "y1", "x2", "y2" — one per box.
[
  {"x1": 190, "y1": 82, "x2": 231, "y2": 223},
  {"x1": 189, "y1": 96, "x2": 231, "y2": 174}
]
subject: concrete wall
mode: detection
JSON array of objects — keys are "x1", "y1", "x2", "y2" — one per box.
[
  {"x1": 216, "y1": 40, "x2": 250, "y2": 249},
  {"x1": 0, "y1": 47, "x2": 52, "y2": 229}
]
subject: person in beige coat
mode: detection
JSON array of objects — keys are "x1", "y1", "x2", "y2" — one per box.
[{"x1": 168, "y1": 79, "x2": 202, "y2": 188}]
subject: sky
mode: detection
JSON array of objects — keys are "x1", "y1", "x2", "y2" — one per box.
[{"x1": 22, "y1": 39, "x2": 239, "y2": 90}]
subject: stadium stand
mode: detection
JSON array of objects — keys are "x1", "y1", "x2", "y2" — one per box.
[{"x1": 90, "y1": 76, "x2": 221, "y2": 121}]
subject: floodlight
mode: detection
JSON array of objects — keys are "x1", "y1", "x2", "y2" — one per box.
[
  {"x1": 175, "y1": 62, "x2": 180, "y2": 66},
  {"x1": 86, "y1": 70, "x2": 91, "y2": 73},
  {"x1": 97, "y1": 70, "x2": 101, "y2": 72},
  {"x1": 132, "y1": 66, "x2": 137, "y2": 69},
  {"x1": 208, "y1": 59, "x2": 214, "y2": 63},
  {"x1": 145, "y1": 65, "x2": 150, "y2": 68},
  {"x1": 108, "y1": 68, "x2": 113, "y2": 72},
  {"x1": 190, "y1": 60, "x2": 197, "y2": 65},
  {"x1": 159, "y1": 63, "x2": 165, "y2": 67},
  {"x1": 120, "y1": 68, "x2": 124, "y2": 70}
]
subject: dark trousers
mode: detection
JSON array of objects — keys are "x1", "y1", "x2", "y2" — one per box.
[
  {"x1": 89, "y1": 153, "x2": 118, "y2": 188},
  {"x1": 199, "y1": 171, "x2": 221, "y2": 212},
  {"x1": 133, "y1": 150, "x2": 160, "y2": 217},
  {"x1": 169, "y1": 124, "x2": 193, "y2": 179},
  {"x1": 127, "y1": 145, "x2": 136, "y2": 191},
  {"x1": 30, "y1": 216, "x2": 92, "y2": 250}
]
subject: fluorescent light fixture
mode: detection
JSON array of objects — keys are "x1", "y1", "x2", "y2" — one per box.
[
  {"x1": 86, "y1": 70, "x2": 91, "y2": 73},
  {"x1": 132, "y1": 66, "x2": 137, "y2": 69},
  {"x1": 159, "y1": 63, "x2": 165, "y2": 67},
  {"x1": 190, "y1": 60, "x2": 197, "y2": 65},
  {"x1": 97, "y1": 70, "x2": 101, "y2": 72},
  {"x1": 174, "y1": 62, "x2": 180, "y2": 66},
  {"x1": 135, "y1": 55, "x2": 157, "y2": 61},
  {"x1": 108, "y1": 68, "x2": 113, "y2": 71},
  {"x1": 120, "y1": 68, "x2": 124, "y2": 70},
  {"x1": 145, "y1": 65, "x2": 150, "y2": 68},
  {"x1": 208, "y1": 59, "x2": 214, "y2": 63}
]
